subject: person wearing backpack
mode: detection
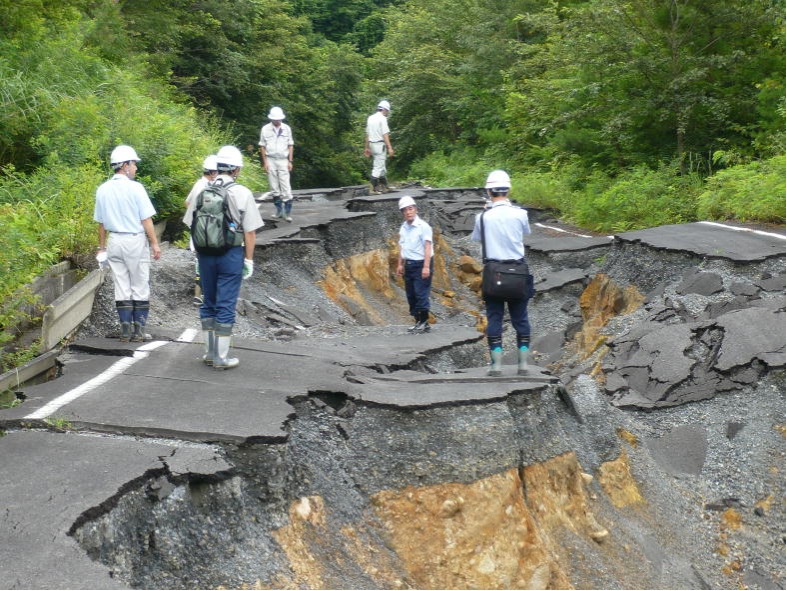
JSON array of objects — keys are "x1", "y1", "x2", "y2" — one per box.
[
  {"x1": 182, "y1": 145, "x2": 264, "y2": 369},
  {"x1": 185, "y1": 155, "x2": 219, "y2": 305},
  {"x1": 94, "y1": 145, "x2": 162, "y2": 343},
  {"x1": 258, "y1": 106, "x2": 295, "y2": 221}
]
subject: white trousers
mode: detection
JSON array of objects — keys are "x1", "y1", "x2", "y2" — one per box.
[
  {"x1": 107, "y1": 233, "x2": 151, "y2": 301},
  {"x1": 370, "y1": 142, "x2": 387, "y2": 178},
  {"x1": 268, "y1": 158, "x2": 292, "y2": 201}
]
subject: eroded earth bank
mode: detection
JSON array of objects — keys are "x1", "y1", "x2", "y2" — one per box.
[{"x1": 2, "y1": 187, "x2": 785, "y2": 590}]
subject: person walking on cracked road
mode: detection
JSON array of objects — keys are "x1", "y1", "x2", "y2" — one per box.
[
  {"x1": 185, "y1": 154, "x2": 219, "y2": 306},
  {"x1": 94, "y1": 145, "x2": 162, "y2": 343},
  {"x1": 471, "y1": 170, "x2": 533, "y2": 376},
  {"x1": 396, "y1": 195, "x2": 433, "y2": 333},
  {"x1": 364, "y1": 99, "x2": 394, "y2": 194},
  {"x1": 259, "y1": 106, "x2": 295, "y2": 221},
  {"x1": 182, "y1": 145, "x2": 264, "y2": 369}
]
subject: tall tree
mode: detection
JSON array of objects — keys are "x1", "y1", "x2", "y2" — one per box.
[
  {"x1": 365, "y1": 0, "x2": 543, "y2": 170},
  {"x1": 505, "y1": 0, "x2": 786, "y2": 172}
]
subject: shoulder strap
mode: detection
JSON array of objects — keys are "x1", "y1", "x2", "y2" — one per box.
[
  {"x1": 208, "y1": 178, "x2": 236, "y2": 190},
  {"x1": 480, "y1": 210, "x2": 488, "y2": 263}
]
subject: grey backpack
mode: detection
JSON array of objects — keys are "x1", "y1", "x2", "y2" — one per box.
[{"x1": 191, "y1": 180, "x2": 243, "y2": 255}]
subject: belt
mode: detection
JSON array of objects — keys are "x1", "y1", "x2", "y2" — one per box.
[
  {"x1": 111, "y1": 231, "x2": 143, "y2": 235},
  {"x1": 370, "y1": 140, "x2": 384, "y2": 143},
  {"x1": 405, "y1": 259, "x2": 425, "y2": 264},
  {"x1": 484, "y1": 258, "x2": 524, "y2": 264}
]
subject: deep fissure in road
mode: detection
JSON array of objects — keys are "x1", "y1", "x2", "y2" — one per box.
[{"x1": 62, "y1": 188, "x2": 785, "y2": 589}]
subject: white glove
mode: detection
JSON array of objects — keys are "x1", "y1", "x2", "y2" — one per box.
[
  {"x1": 96, "y1": 250, "x2": 109, "y2": 270},
  {"x1": 242, "y1": 258, "x2": 254, "y2": 280}
]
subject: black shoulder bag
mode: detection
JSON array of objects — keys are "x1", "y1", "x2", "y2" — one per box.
[{"x1": 479, "y1": 210, "x2": 534, "y2": 300}]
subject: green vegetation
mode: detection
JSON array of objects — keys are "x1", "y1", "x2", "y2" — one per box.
[
  {"x1": 44, "y1": 417, "x2": 73, "y2": 431},
  {"x1": 0, "y1": 389, "x2": 23, "y2": 410},
  {"x1": 0, "y1": 0, "x2": 783, "y2": 372},
  {"x1": 367, "y1": 0, "x2": 785, "y2": 230}
]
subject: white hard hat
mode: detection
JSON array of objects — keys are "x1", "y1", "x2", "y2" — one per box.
[
  {"x1": 485, "y1": 169, "x2": 511, "y2": 190},
  {"x1": 110, "y1": 145, "x2": 140, "y2": 166},
  {"x1": 216, "y1": 145, "x2": 244, "y2": 169},
  {"x1": 398, "y1": 195, "x2": 416, "y2": 210},
  {"x1": 202, "y1": 155, "x2": 218, "y2": 171},
  {"x1": 268, "y1": 106, "x2": 286, "y2": 120},
  {"x1": 377, "y1": 100, "x2": 391, "y2": 111}
]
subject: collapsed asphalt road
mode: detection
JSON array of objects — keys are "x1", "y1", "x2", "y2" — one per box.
[{"x1": 0, "y1": 186, "x2": 784, "y2": 590}]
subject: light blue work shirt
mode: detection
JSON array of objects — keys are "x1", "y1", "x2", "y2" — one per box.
[
  {"x1": 399, "y1": 216, "x2": 433, "y2": 261},
  {"x1": 471, "y1": 200, "x2": 531, "y2": 261},
  {"x1": 93, "y1": 174, "x2": 156, "y2": 233}
]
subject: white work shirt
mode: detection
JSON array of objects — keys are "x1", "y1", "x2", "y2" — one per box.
[
  {"x1": 399, "y1": 216, "x2": 433, "y2": 261},
  {"x1": 259, "y1": 122, "x2": 294, "y2": 159},
  {"x1": 182, "y1": 175, "x2": 264, "y2": 234},
  {"x1": 94, "y1": 174, "x2": 156, "y2": 233},
  {"x1": 366, "y1": 111, "x2": 390, "y2": 143},
  {"x1": 471, "y1": 200, "x2": 531, "y2": 261}
]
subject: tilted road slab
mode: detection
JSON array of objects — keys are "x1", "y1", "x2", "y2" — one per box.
[
  {"x1": 0, "y1": 429, "x2": 227, "y2": 590},
  {"x1": 617, "y1": 222, "x2": 785, "y2": 262}
]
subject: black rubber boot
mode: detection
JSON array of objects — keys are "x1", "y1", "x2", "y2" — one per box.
[
  {"x1": 130, "y1": 301, "x2": 150, "y2": 342},
  {"x1": 116, "y1": 300, "x2": 133, "y2": 341}
]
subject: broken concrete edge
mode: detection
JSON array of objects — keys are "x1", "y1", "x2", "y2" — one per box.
[
  {"x1": 614, "y1": 233, "x2": 785, "y2": 263},
  {"x1": 0, "y1": 418, "x2": 290, "y2": 446},
  {"x1": 65, "y1": 464, "x2": 171, "y2": 537},
  {"x1": 286, "y1": 382, "x2": 559, "y2": 413},
  {"x1": 34, "y1": 267, "x2": 105, "y2": 353},
  {"x1": 399, "y1": 375, "x2": 558, "y2": 385},
  {"x1": 68, "y1": 333, "x2": 181, "y2": 357},
  {"x1": 0, "y1": 349, "x2": 60, "y2": 394},
  {"x1": 64, "y1": 447, "x2": 237, "y2": 541},
  {"x1": 0, "y1": 379, "x2": 562, "y2": 444}
]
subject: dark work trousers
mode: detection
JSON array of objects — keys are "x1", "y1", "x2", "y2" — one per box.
[
  {"x1": 485, "y1": 296, "x2": 530, "y2": 340},
  {"x1": 198, "y1": 246, "x2": 244, "y2": 326},
  {"x1": 404, "y1": 258, "x2": 433, "y2": 319}
]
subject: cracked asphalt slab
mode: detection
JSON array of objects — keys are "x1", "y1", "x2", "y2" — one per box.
[
  {"x1": 0, "y1": 187, "x2": 784, "y2": 589},
  {"x1": 0, "y1": 429, "x2": 226, "y2": 590},
  {"x1": 6, "y1": 323, "x2": 559, "y2": 437}
]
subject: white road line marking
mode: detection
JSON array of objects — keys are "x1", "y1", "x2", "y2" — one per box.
[
  {"x1": 698, "y1": 221, "x2": 786, "y2": 240},
  {"x1": 534, "y1": 223, "x2": 595, "y2": 238},
  {"x1": 24, "y1": 341, "x2": 168, "y2": 420},
  {"x1": 178, "y1": 328, "x2": 199, "y2": 342}
]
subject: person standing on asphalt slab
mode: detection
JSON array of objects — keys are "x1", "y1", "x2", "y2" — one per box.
[
  {"x1": 364, "y1": 100, "x2": 394, "y2": 194},
  {"x1": 94, "y1": 144, "x2": 162, "y2": 343},
  {"x1": 182, "y1": 145, "x2": 264, "y2": 369},
  {"x1": 396, "y1": 195, "x2": 433, "y2": 333},
  {"x1": 471, "y1": 170, "x2": 532, "y2": 376},
  {"x1": 184, "y1": 155, "x2": 219, "y2": 305},
  {"x1": 259, "y1": 106, "x2": 295, "y2": 221}
]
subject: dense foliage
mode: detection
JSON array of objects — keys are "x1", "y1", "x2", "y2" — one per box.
[{"x1": 0, "y1": 0, "x2": 783, "y2": 371}]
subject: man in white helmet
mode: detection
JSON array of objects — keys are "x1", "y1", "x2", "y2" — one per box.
[
  {"x1": 471, "y1": 170, "x2": 533, "y2": 376},
  {"x1": 184, "y1": 154, "x2": 218, "y2": 207},
  {"x1": 182, "y1": 145, "x2": 264, "y2": 369},
  {"x1": 396, "y1": 195, "x2": 434, "y2": 333},
  {"x1": 364, "y1": 99, "x2": 395, "y2": 194},
  {"x1": 259, "y1": 106, "x2": 295, "y2": 221},
  {"x1": 94, "y1": 144, "x2": 162, "y2": 342},
  {"x1": 184, "y1": 155, "x2": 219, "y2": 304}
]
